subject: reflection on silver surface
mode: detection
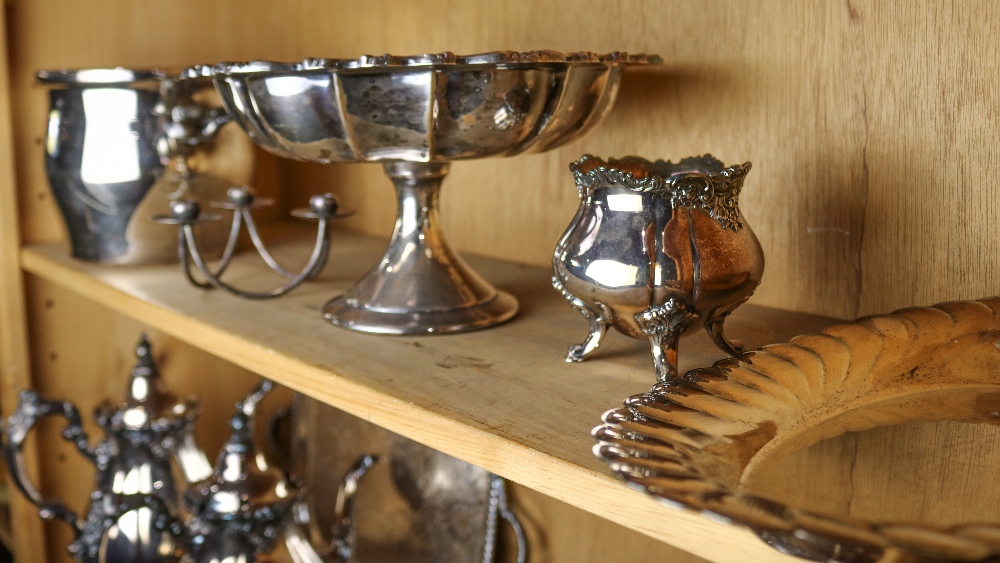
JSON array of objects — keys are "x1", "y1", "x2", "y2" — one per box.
[
  {"x1": 194, "y1": 50, "x2": 659, "y2": 334},
  {"x1": 553, "y1": 155, "x2": 765, "y2": 381},
  {"x1": 79, "y1": 89, "x2": 141, "y2": 186},
  {"x1": 285, "y1": 394, "x2": 527, "y2": 563},
  {"x1": 38, "y1": 67, "x2": 253, "y2": 264},
  {"x1": 185, "y1": 381, "x2": 298, "y2": 563}
]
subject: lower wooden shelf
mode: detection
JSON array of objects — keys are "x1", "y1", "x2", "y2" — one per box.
[{"x1": 20, "y1": 228, "x2": 836, "y2": 563}]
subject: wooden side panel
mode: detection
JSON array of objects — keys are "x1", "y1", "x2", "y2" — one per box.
[{"x1": 0, "y1": 1, "x2": 47, "y2": 560}]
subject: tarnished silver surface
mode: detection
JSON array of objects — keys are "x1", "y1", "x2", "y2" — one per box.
[
  {"x1": 39, "y1": 67, "x2": 254, "y2": 264},
  {"x1": 593, "y1": 297, "x2": 1000, "y2": 563},
  {"x1": 3, "y1": 335, "x2": 210, "y2": 563},
  {"x1": 553, "y1": 155, "x2": 764, "y2": 381},
  {"x1": 284, "y1": 394, "x2": 527, "y2": 563},
  {"x1": 194, "y1": 50, "x2": 658, "y2": 333}
]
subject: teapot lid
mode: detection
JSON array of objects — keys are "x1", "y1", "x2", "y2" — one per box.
[{"x1": 98, "y1": 334, "x2": 199, "y2": 431}]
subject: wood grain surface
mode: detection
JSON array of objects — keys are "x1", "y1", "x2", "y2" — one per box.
[
  {"x1": 21, "y1": 230, "x2": 835, "y2": 563},
  {"x1": 0, "y1": 3, "x2": 47, "y2": 560},
  {"x1": 746, "y1": 421, "x2": 1000, "y2": 529},
  {"x1": 4, "y1": 0, "x2": 999, "y2": 561}
]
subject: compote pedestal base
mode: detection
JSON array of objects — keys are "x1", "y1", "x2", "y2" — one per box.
[{"x1": 322, "y1": 161, "x2": 518, "y2": 335}]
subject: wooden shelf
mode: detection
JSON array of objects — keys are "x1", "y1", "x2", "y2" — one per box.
[{"x1": 20, "y1": 227, "x2": 836, "y2": 563}]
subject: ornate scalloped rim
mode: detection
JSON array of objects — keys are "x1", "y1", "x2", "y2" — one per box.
[
  {"x1": 185, "y1": 50, "x2": 662, "y2": 78},
  {"x1": 569, "y1": 154, "x2": 752, "y2": 232},
  {"x1": 36, "y1": 67, "x2": 168, "y2": 85},
  {"x1": 593, "y1": 297, "x2": 1000, "y2": 563}
]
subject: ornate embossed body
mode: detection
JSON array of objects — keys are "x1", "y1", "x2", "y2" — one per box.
[{"x1": 553, "y1": 155, "x2": 764, "y2": 381}]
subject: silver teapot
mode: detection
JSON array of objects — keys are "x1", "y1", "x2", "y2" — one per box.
[
  {"x1": 3, "y1": 335, "x2": 212, "y2": 562},
  {"x1": 184, "y1": 380, "x2": 377, "y2": 563},
  {"x1": 552, "y1": 155, "x2": 764, "y2": 381}
]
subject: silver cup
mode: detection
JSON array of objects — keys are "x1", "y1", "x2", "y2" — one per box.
[{"x1": 38, "y1": 67, "x2": 254, "y2": 264}]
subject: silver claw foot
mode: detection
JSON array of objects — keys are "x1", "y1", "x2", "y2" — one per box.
[
  {"x1": 705, "y1": 297, "x2": 750, "y2": 356},
  {"x1": 553, "y1": 276, "x2": 611, "y2": 362},
  {"x1": 635, "y1": 299, "x2": 698, "y2": 382}
]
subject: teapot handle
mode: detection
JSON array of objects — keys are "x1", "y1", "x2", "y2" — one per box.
[{"x1": 2, "y1": 389, "x2": 96, "y2": 537}]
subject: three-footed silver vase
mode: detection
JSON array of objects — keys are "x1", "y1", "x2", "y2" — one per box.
[
  {"x1": 194, "y1": 50, "x2": 659, "y2": 334},
  {"x1": 38, "y1": 67, "x2": 254, "y2": 264},
  {"x1": 553, "y1": 155, "x2": 764, "y2": 381}
]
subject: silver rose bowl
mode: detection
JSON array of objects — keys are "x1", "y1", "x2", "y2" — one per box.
[{"x1": 190, "y1": 50, "x2": 660, "y2": 334}]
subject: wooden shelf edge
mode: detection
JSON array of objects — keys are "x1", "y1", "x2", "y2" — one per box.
[{"x1": 20, "y1": 245, "x2": 803, "y2": 563}]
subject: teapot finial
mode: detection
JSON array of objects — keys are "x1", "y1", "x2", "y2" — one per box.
[
  {"x1": 134, "y1": 332, "x2": 155, "y2": 370},
  {"x1": 218, "y1": 379, "x2": 272, "y2": 459},
  {"x1": 123, "y1": 334, "x2": 170, "y2": 410}
]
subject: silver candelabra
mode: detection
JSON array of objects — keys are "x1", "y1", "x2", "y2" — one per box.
[{"x1": 153, "y1": 185, "x2": 348, "y2": 299}]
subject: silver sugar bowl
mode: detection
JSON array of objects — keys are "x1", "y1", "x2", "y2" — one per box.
[
  {"x1": 38, "y1": 67, "x2": 254, "y2": 264},
  {"x1": 552, "y1": 155, "x2": 764, "y2": 381}
]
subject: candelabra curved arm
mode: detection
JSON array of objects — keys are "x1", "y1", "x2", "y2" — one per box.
[{"x1": 152, "y1": 186, "x2": 348, "y2": 299}]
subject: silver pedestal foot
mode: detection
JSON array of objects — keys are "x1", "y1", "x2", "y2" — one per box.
[
  {"x1": 323, "y1": 161, "x2": 519, "y2": 335},
  {"x1": 635, "y1": 299, "x2": 698, "y2": 382}
]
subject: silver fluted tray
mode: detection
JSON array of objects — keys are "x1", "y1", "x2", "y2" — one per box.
[
  {"x1": 594, "y1": 298, "x2": 1000, "y2": 563},
  {"x1": 189, "y1": 50, "x2": 659, "y2": 335}
]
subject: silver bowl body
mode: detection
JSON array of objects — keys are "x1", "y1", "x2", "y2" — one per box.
[
  {"x1": 197, "y1": 51, "x2": 658, "y2": 334},
  {"x1": 553, "y1": 155, "x2": 764, "y2": 381},
  {"x1": 39, "y1": 68, "x2": 254, "y2": 264}
]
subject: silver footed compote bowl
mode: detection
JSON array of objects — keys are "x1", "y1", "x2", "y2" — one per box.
[{"x1": 192, "y1": 50, "x2": 660, "y2": 334}]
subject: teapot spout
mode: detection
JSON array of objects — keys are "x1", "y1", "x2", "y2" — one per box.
[{"x1": 175, "y1": 432, "x2": 212, "y2": 483}]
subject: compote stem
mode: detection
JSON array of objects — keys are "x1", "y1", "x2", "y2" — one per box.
[{"x1": 322, "y1": 161, "x2": 518, "y2": 334}]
